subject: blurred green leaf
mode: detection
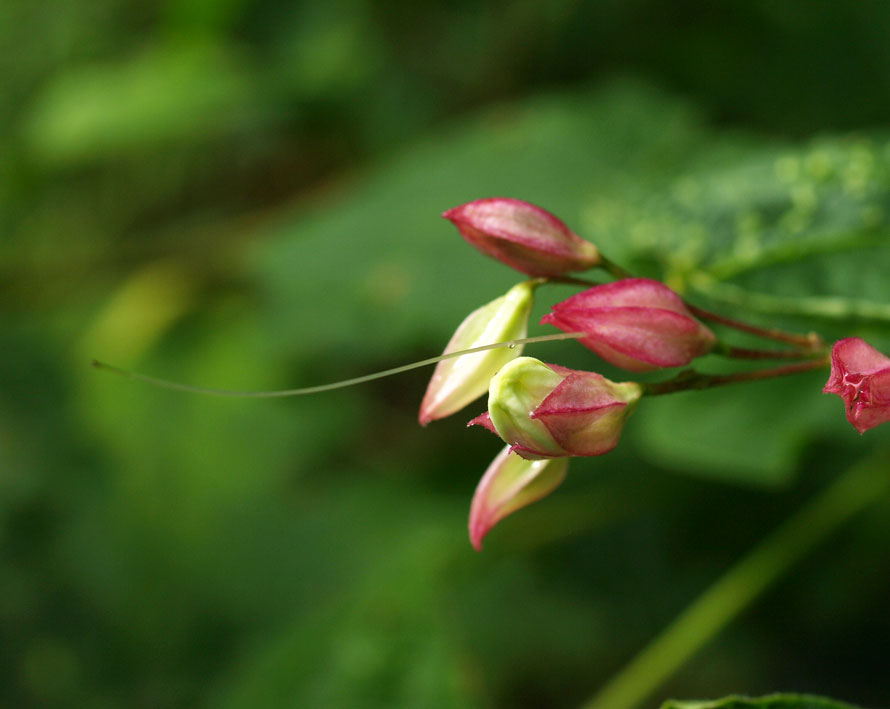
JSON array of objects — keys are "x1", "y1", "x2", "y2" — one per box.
[
  {"x1": 579, "y1": 133, "x2": 890, "y2": 332},
  {"x1": 23, "y1": 41, "x2": 262, "y2": 164},
  {"x1": 660, "y1": 693, "x2": 862, "y2": 709},
  {"x1": 583, "y1": 135, "x2": 890, "y2": 284},
  {"x1": 630, "y1": 373, "x2": 836, "y2": 486},
  {"x1": 212, "y1": 505, "x2": 475, "y2": 709},
  {"x1": 270, "y1": 1, "x2": 384, "y2": 100}
]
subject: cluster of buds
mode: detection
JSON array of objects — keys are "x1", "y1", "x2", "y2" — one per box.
[
  {"x1": 420, "y1": 197, "x2": 890, "y2": 550},
  {"x1": 90, "y1": 196, "x2": 890, "y2": 551}
]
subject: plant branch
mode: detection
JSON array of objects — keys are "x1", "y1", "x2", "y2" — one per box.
[
  {"x1": 545, "y1": 275, "x2": 602, "y2": 288},
  {"x1": 687, "y1": 303, "x2": 824, "y2": 350},
  {"x1": 644, "y1": 356, "x2": 830, "y2": 396},
  {"x1": 715, "y1": 343, "x2": 828, "y2": 361},
  {"x1": 598, "y1": 255, "x2": 635, "y2": 280}
]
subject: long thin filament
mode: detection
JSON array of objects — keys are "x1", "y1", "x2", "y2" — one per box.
[{"x1": 91, "y1": 331, "x2": 586, "y2": 398}]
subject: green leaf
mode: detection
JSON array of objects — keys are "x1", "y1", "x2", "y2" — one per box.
[
  {"x1": 660, "y1": 692, "x2": 863, "y2": 709},
  {"x1": 23, "y1": 41, "x2": 261, "y2": 164},
  {"x1": 577, "y1": 129, "x2": 890, "y2": 339},
  {"x1": 582, "y1": 135, "x2": 890, "y2": 287}
]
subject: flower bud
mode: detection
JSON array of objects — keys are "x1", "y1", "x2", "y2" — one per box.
[
  {"x1": 468, "y1": 446, "x2": 568, "y2": 551},
  {"x1": 823, "y1": 337, "x2": 890, "y2": 434},
  {"x1": 418, "y1": 281, "x2": 536, "y2": 426},
  {"x1": 443, "y1": 198, "x2": 600, "y2": 277},
  {"x1": 469, "y1": 356, "x2": 643, "y2": 459},
  {"x1": 540, "y1": 278, "x2": 716, "y2": 372}
]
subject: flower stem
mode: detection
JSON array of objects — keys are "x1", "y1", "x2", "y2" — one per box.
[
  {"x1": 644, "y1": 356, "x2": 830, "y2": 396},
  {"x1": 581, "y1": 453, "x2": 890, "y2": 709},
  {"x1": 714, "y1": 342, "x2": 828, "y2": 361},
  {"x1": 545, "y1": 274, "x2": 601, "y2": 288},
  {"x1": 687, "y1": 303, "x2": 824, "y2": 350},
  {"x1": 90, "y1": 331, "x2": 587, "y2": 398},
  {"x1": 598, "y1": 255, "x2": 634, "y2": 280}
]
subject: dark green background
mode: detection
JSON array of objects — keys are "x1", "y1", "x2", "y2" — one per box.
[{"x1": 2, "y1": 2, "x2": 890, "y2": 707}]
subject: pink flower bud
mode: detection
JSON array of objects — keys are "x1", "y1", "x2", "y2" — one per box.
[
  {"x1": 540, "y1": 278, "x2": 716, "y2": 372},
  {"x1": 468, "y1": 446, "x2": 568, "y2": 551},
  {"x1": 442, "y1": 198, "x2": 600, "y2": 277},
  {"x1": 419, "y1": 281, "x2": 536, "y2": 426},
  {"x1": 823, "y1": 337, "x2": 890, "y2": 434},
  {"x1": 469, "y1": 357, "x2": 643, "y2": 460}
]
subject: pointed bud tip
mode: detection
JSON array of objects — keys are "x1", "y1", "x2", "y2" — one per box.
[
  {"x1": 442, "y1": 198, "x2": 600, "y2": 277},
  {"x1": 469, "y1": 518, "x2": 487, "y2": 551},
  {"x1": 467, "y1": 411, "x2": 497, "y2": 433},
  {"x1": 467, "y1": 447, "x2": 569, "y2": 551}
]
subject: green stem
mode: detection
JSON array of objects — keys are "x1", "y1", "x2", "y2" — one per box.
[
  {"x1": 692, "y1": 280, "x2": 890, "y2": 324},
  {"x1": 598, "y1": 255, "x2": 635, "y2": 280},
  {"x1": 90, "y1": 331, "x2": 587, "y2": 398},
  {"x1": 546, "y1": 275, "x2": 601, "y2": 288},
  {"x1": 644, "y1": 356, "x2": 830, "y2": 396},
  {"x1": 581, "y1": 453, "x2": 890, "y2": 709}
]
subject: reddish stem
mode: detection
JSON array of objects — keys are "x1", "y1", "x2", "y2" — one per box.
[
  {"x1": 687, "y1": 303, "x2": 824, "y2": 350},
  {"x1": 719, "y1": 345, "x2": 825, "y2": 360},
  {"x1": 645, "y1": 356, "x2": 831, "y2": 396}
]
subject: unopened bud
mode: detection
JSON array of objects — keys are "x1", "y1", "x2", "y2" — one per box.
[
  {"x1": 823, "y1": 337, "x2": 890, "y2": 434},
  {"x1": 443, "y1": 198, "x2": 600, "y2": 277},
  {"x1": 541, "y1": 278, "x2": 716, "y2": 371},
  {"x1": 419, "y1": 281, "x2": 536, "y2": 426},
  {"x1": 470, "y1": 357, "x2": 643, "y2": 459},
  {"x1": 468, "y1": 446, "x2": 568, "y2": 551}
]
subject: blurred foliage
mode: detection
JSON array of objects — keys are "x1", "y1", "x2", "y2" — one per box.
[
  {"x1": 660, "y1": 695, "x2": 862, "y2": 709},
  {"x1": 3, "y1": 1, "x2": 890, "y2": 708}
]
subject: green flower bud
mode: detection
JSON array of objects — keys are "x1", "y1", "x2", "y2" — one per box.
[
  {"x1": 487, "y1": 357, "x2": 568, "y2": 458},
  {"x1": 471, "y1": 356, "x2": 643, "y2": 460},
  {"x1": 419, "y1": 281, "x2": 536, "y2": 425}
]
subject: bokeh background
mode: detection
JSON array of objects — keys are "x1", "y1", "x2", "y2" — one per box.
[{"x1": 3, "y1": 1, "x2": 890, "y2": 707}]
